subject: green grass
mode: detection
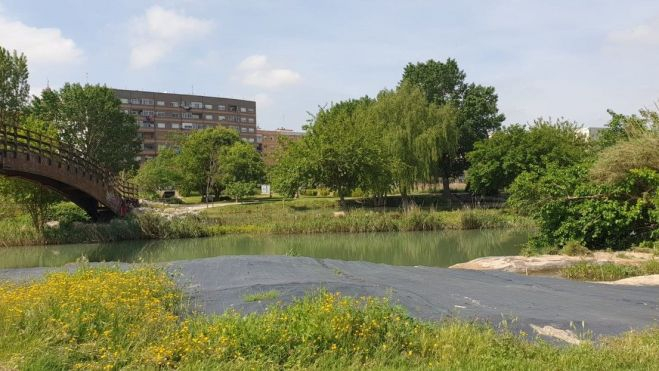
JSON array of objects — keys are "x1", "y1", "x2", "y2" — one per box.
[
  {"x1": 203, "y1": 197, "x2": 533, "y2": 235},
  {"x1": 243, "y1": 290, "x2": 280, "y2": 302},
  {"x1": 1, "y1": 266, "x2": 659, "y2": 370},
  {"x1": 561, "y1": 260, "x2": 659, "y2": 281}
]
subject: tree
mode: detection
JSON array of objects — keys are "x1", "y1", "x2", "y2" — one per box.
[
  {"x1": 269, "y1": 138, "x2": 313, "y2": 198},
  {"x1": 31, "y1": 83, "x2": 141, "y2": 172},
  {"x1": 220, "y1": 141, "x2": 265, "y2": 202},
  {"x1": 466, "y1": 119, "x2": 591, "y2": 196},
  {"x1": 0, "y1": 46, "x2": 61, "y2": 231},
  {"x1": 372, "y1": 82, "x2": 458, "y2": 207},
  {"x1": 176, "y1": 127, "x2": 239, "y2": 201},
  {"x1": 303, "y1": 98, "x2": 387, "y2": 207},
  {"x1": 0, "y1": 46, "x2": 29, "y2": 126},
  {"x1": 402, "y1": 58, "x2": 505, "y2": 193},
  {"x1": 133, "y1": 149, "x2": 182, "y2": 199}
]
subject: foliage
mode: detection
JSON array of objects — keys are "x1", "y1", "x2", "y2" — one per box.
[
  {"x1": 31, "y1": 83, "x2": 141, "y2": 172},
  {"x1": 3, "y1": 268, "x2": 659, "y2": 370},
  {"x1": 597, "y1": 107, "x2": 659, "y2": 148},
  {"x1": 560, "y1": 241, "x2": 591, "y2": 256},
  {"x1": 176, "y1": 127, "x2": 239, "y2": 199},
  {"x1": 0, "y1": 177, "x2": 61, "y2": 232},
  {"x1": 133, "y1": 148, "x2": 182, "y2": 199},
  {"x1": 402, "y1": 58, "x2": 505, "y2": 192},
  {"x1": 372, "y1": 82, "x2": 458, "y2": 205},
  {"x1": 561, "y1": 260, "x2": 659, "y2": 281},
  {"x1": 590, "y1": 134, "x2": 659, "y2": 184},
  {"x1": 269, "y1": 138, "x2": 313, "y2": 198},
  {"x1": 220, "y1": 141, "x2": 265, "y2": 201},
  {"x1": 48, "y1": 202, "x2": 90, "y2": 226},
  {"x1": 0, "y1": 46, "x2": 29, "y2": 125},
  {"x1": 467, "y1": 119, "x2": 591, "y2": 195},
  {"x1": 508, "y1": 165, "x2": 658, "y2": 250}
]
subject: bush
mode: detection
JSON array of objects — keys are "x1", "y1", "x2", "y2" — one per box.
[
  {"x1": 48, "y1": 202, "x2": 90, "y2": 226},
  {"x1": 561, "y1": 260, "x2": 659, "y2": 281},
  {"x1": 561, "y1": 241, "x2": 591, "y2": 256}
]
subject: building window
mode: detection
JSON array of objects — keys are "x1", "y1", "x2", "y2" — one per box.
[
  {"x1": 141, "y1": 98, "x2": 154, "y2": 105},
  {"x1": 227, "y1": 115, "x2": 236, "y2": 122},
  {"x1": 157, "y1": 123, "x2": 166, "y2": 129},
  {"x1": 218, "y1": 104, "x2": 226, "y2": 111},
  {"x1": 144, "y1": 143, "x2": 156, "y2": 151},
  {"x1": 171, "y1": 102, "x2": 179, "y2": 107},
  {"x1": 205, "y1": 114, "x2": 213, "y2": 120},
  {"x1": 130, "y1": 98, "x2": 140, "y2": 104},
  {"x1": 240, "y1": 107, "x2": 247, "y2": 113},
  {"x1": 204, "y1": 104, "x2": 213, "y2": 110},
  {"x1": 181, "y1": 112, "x2": 193, "y2": 119},
  {"x1": 140, "y1": 122, "x2": 155, "y2": 128},
  {"x1": 248, "y1": 118, "x2": 255, "y2": 123},
  {"x1": 120, "y1": 98, "x2": 129, "y2": 104},
  {"x1": 192, "y1": 114, "x2": 201, "y2": 119},
  {"x1": 156, "y1": 100, "x2": 165, "y2": 106},
  {"x1": 241, "y1": 127, "x2": 247, "y2": 133},
  {"x1": 140, "y1": 110, "x2": 155, "y2": 117},
  {"x1": 218, "y1": 115, "x2": 226, "y2": 121},
  {"x1": 156, "y1": 111, "x2": 167, "y2": 117},
  {"x1": 190, "y1": 102, "x2": 203, "y2": 109},
  {"x1": 248, "y1": 127, "x2": 255, "y2": 133},
  {"x1": 248, "y1": 138, "x2": 254, "y2": 143},
  {"x1": 182, "y1": 123, "x2": 194, "y2": 130},
  {"x1": 158, "y1": 144, "x2": 168, "y2": 150},
  {"x1": 248, "y1": 108, "x2": 255, "y2": 113},
  {"x1": 240, "y1": 117, "x2": 247, "y2": 123},
  {"x1": 229, "y1": 105, "x2": 238, "y2": 112},
  {"x1": 171, "y1": 123, "x2": 180, "y2": 129},
  {"x1": 171, "y1": 112, "x2": 180, "y2": 118}
]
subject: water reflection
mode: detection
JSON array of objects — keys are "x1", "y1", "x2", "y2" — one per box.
[{"x1": 0, "y1": 230, "x2": 531, "y2": 269}]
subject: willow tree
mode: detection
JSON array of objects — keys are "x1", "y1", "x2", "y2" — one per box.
[{"x1": 372, "y1": 82, "x2": 458, "y2": 208}]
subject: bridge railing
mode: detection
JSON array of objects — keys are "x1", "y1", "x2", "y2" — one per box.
[{"x1": 0, "y1": 124, "x2": 139, "y2": 203}]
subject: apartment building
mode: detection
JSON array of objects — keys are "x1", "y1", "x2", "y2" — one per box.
[
  {"x1": 113, "y1": 89, "x2": 257, "y2": 161},
  {"x1": 256, "y1": 127, "x2": 304, "y2": 165}
]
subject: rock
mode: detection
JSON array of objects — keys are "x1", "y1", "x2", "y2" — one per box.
[
  {"x1": 450, "y1": 252, "x2": 656, "y2": 275},
  {"x1": 333, "y1": 211, "x2": 346, "y2": 218},
  {"x1": 600, "y1": 274, "x2": 659, "y2": 286}
]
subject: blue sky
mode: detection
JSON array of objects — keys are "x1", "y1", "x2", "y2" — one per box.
[{"x1": 1, "y1": 0, "x2": 659, "y2": 130}]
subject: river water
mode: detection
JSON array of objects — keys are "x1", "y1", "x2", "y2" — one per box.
[{"x1": 0, "y1": 230, "x2": 531, "y2": 269}]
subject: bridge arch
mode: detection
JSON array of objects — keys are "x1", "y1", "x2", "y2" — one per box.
[{"x1": 0, "y1": 125, "x2": 139, "y2": 220}]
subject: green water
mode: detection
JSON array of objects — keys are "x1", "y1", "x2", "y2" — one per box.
[{"x1": 0, "y1": 230, "x2": 531, "y2": 269}]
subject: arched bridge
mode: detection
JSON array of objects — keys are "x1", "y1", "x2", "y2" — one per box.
[{"x1": 0, "y1": 124, "x2": 139, "y2": 220}]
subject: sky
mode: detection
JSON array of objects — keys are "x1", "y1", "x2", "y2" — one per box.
[{"x1": 1, "y1": 0, "x2": 659, "y2": 131}]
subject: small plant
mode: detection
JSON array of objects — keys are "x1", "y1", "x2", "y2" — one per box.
[
  {"x1": 561, "y1": 241, "x2": 591, "y2": 256},
  {"x1": 243, "y1": 290, "x2": 281, "y2": 302}
]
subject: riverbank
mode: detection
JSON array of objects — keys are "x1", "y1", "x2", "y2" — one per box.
[
  {"x1": 0, "y1": 197, "x2": 534, "y2": 247},
  {"x1": 1, "y1": 256, "x2": 658, "y2": 369}
]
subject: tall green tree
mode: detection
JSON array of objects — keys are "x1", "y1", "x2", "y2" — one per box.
[
  {"x1": 372, "y1": 82, "x2": 458, "y2": 207},
  {"x1": 0, "y1": 46, "x2": 61, "y2": 231},
  {"x1": 133, "y1": 149, "x2": 182, "y2": 199},
  {"x1": 0, "y1": 46, "x2": 29, "y2": 126},
  {"x1": 220, "y1": 141, "x2": 265, "y2": 202},
  {"x1": 466, "y1": 119, "x2": 591, "y2": 196},
  {"x1": 269, "y1": 138, "x2": 313, "y2": 198},
  {"x1": 176, "y1": 127, "x2": 239, "y2": 200},
  {"x1": 31, "y1": 83, "x2": 141, "y2": 172},
  {"x1": 402, "y1": 58, "x2": 505, "y2": 193},
  {"x1": 304, "y1": 98, "x2": 386, "y2": 206}
]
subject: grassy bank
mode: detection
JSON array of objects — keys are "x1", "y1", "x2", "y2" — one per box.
[
  {"x1": 204, "y1": 197, "x2": 533, "y2": 235},
  {"x1": 1, "y1": 267, "x2": 658, "y2": 370},
  {"x1": 1, "y1": 197, "x2": 533, "y2": 247},
  {"x1": 561, "y1": 260, "x2": 659, "y2": 281}
]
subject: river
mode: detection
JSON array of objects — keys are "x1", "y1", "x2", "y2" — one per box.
[{"x1": 0, "y1": 229, "x2": 531, "y2": 269}]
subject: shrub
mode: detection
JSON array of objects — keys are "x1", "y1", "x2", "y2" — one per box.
[
  {"x1": 48, "y1": 202, "x2": 90, "y2": 226},
  {"x1": 561, "y1": 241, "x2": 591, "y2": 256}
]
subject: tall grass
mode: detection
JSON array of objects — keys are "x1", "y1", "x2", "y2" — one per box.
[
  {"x1": 1, "y1": 267, "x2": 658, "y2": 370},
  {"x1": 561, "y1": 260, "x2": 659, "y2": 281}
]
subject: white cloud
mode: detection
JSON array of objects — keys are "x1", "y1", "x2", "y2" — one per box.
[
  {"x1": 608, "y1": 18, "x2": 659, "y2": 46},
  {"x1": 237, "y1": 55, "x2": 301, "y2": 89},
  {"x1": 130, "y1": 6, "x2": 214, "y2": 69},
  {"x1": 0, "y1": 15, "x2": 82, "y2": 65}
]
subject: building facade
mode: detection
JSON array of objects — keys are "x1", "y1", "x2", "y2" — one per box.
[
  {"x1": 256, "y1": 127, "x2": 304, "y2": 165},
  {"x1": 113, "y1": 89, "x2": 257, "y2": 161}
]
